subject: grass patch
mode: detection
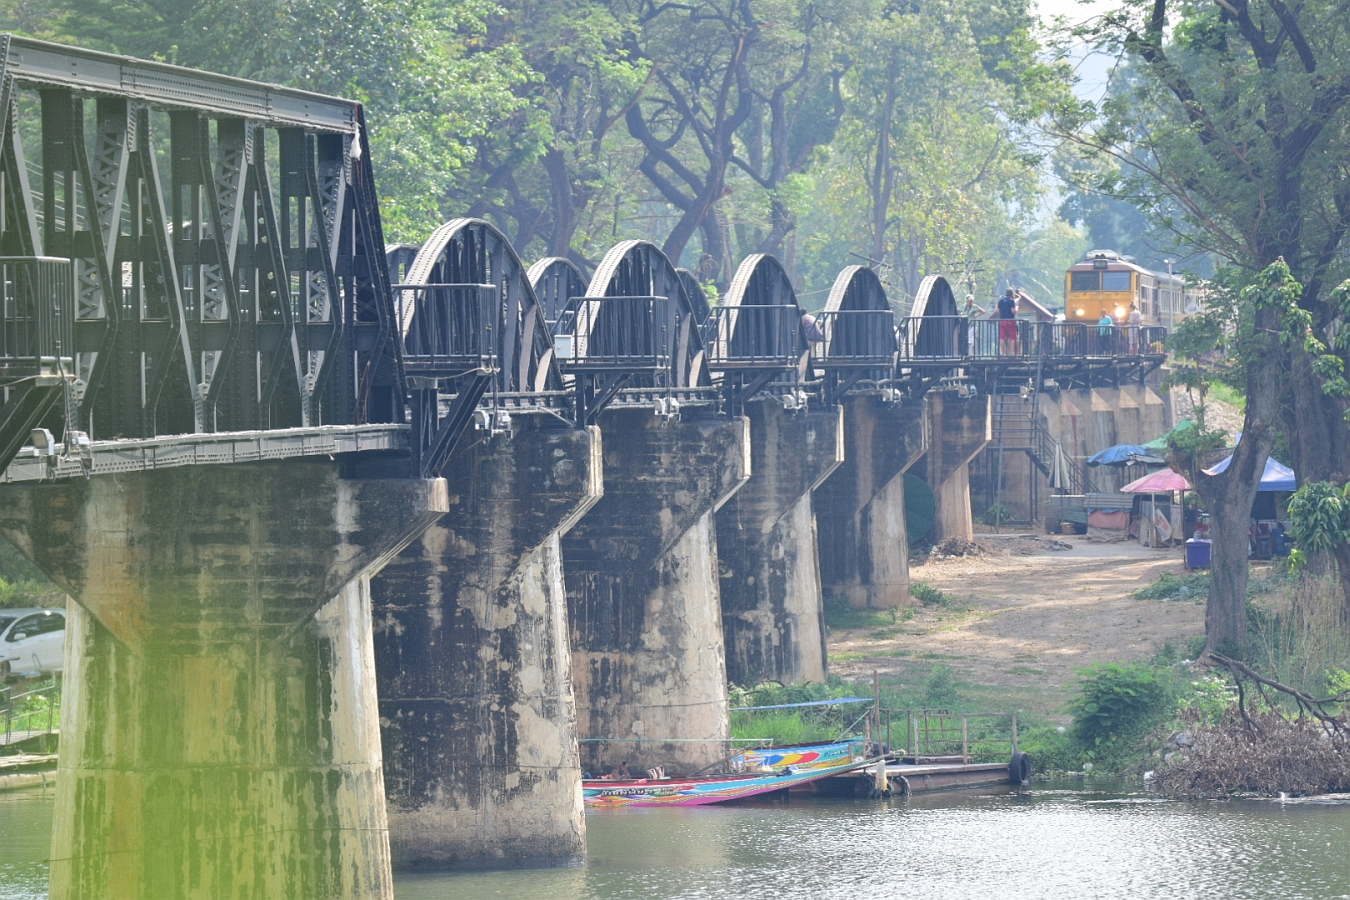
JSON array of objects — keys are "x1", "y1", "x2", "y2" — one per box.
[
  {"x1": 823, "y1": 596, "x2": 898, "y2": 630},
  {"x1": 1133, "y1": 571, "x2": 1210, "y2": 602},
  {"x1": 911, "y1": 581, "x2": 961, "y2": 608}
]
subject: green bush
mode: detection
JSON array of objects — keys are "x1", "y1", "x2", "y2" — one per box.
[
  {"x1": 1069, "y1": 662, "x2": 1176, "y2": 748},
  {"x1": 911, "y1": 581, "x2": 959, "y2": 608},
  {"x1": 980, "y1": 502, "x2": 1011, "y2": 526},
  {"x1": 922, "y1": 665, "x2": 960, "y2": 710},
  {"x1": 1133, "y1": 571, "x2": 1210, "y2": 602},
  {"x1": 1017, "y1": 725, "x2": 1083, "y2": 772}
]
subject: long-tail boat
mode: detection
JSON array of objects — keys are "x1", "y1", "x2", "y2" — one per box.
[{"x1": 583, "y1": 738, "x2": 878, "y2": 808}]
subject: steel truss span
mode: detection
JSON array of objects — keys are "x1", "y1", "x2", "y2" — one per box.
[{"x1": 0, "y1": 33, "x2": 404, "y2": 474}]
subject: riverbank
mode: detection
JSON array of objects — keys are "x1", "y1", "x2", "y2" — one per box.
[{"x1": 826, "y1": 534, "x2": 1203, "y2": 722}]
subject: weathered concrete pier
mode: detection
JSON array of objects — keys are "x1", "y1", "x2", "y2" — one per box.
[
  {"x1": 718, "y1": 398, "x2": 841, "y2": 685},
  {"x1": 564, "y1": 407, "x2": 749, "y2": 776},
  {"x1": 0, "y1": 464, "x2": 445, "y2": 899},
  {"x1": 815, "y1": 395, "x2": 928, "y2": 608},
  {"x1": 372, "y1": 418, "x2": 599, "y2": 870}
]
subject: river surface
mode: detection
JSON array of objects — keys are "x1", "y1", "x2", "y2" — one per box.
[{"x1": 4, "y1": 780, "x2": 1350, "y2": 899}]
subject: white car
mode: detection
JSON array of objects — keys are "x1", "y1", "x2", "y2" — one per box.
[{"x1": 0, "y1": 607, "x2": 66, "y2": 677}]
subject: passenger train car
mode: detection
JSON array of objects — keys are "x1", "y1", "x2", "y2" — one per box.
[{"x1": 1064, "y1": 250, "x2": 1200, "y2": 328}]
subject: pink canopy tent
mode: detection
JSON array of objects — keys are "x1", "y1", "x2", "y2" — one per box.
[
  {"x1": 1120, "y1": 468, "x2": 1192, "y2": 546},
  {"x1": 1120, "y1": 469, "x2": 1192, "y2": 493}
]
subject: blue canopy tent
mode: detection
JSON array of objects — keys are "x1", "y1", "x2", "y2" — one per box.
[
  {"x1": 1203, "y1": 454, "x2": 1297, "y2": 491},
  {"x1": 1087, "y1": 443, "x2": 1167, "y2": 467}
]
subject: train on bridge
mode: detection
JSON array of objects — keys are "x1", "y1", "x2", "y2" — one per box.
[{"x1": 1064, "y1": 249, "x2": 1202, "y2": 330}]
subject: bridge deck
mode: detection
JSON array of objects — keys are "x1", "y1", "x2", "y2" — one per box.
[{"x1": 1, "y1": 423, "x2": 407, "y2": 483}]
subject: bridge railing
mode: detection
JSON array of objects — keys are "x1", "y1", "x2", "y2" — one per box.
[
  {"x1": 899, "y1": 318, "x2": 1169, "y2": 363},
  {"x1": 702, "y1": 305, "x2": 801, "y2": 370},
  {"x1": 393, "y1": 284, "x2": 499, "y2": 376},
  {"x1": 554, "y1": 295, "x2": 674, "y2": 372},
  {"x1": 0, "y1": 257, "x2": 73, "y2": 381},
  {"x1": 810, "y1": 309, "x2": 897, "y2": 367},
  {"x1": 897, "y1": 315, "x2": 967, "y2": 361}
]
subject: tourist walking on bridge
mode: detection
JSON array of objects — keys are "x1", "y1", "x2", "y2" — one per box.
[{"x1": 997, "y1": 288, "x2": 1018, "y2": 356}]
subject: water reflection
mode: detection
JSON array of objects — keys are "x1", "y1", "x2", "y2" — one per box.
[
  {"x1": 4, "y1": 781, "x2": 1350, "y2": 899},
  {"x1": 0, "y1": 786, "x2": 55, "y2": 900}
]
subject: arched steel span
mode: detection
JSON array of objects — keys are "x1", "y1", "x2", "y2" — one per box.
[
  {"x1": 526, "y1": 256, "x2": 588, "y2": 327},
  {"x1": 542, "y1": 240, "x2": 707, "y2": 424},
  {"x1": 396, "y1": 218, "x2": 562, "y2": 476},
  {"x1": 403, "y1": 218, "x2": 561, "y2": 396},
  {"x1": 705, "y1": 254, "x2": 807, "y2": 411},
  {"x1": 815, "y1": 265, "x2": 898, "y2": 398},
  {"x1": 585, "y1": 240, "x2": 708, "y2": 391},
  {"x1": 907, "y1": 274, "x2": 964, "y2": 360}
]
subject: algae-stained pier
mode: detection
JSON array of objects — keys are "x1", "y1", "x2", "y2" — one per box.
[{"x1": 0, "y1": 34, "x2": 1165, "y2": 899}]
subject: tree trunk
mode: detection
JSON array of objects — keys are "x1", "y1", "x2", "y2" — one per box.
[
  {"x1": 541, "y1": 148, "x2": 579, "y2": 258},
  {"x1": 1176, "y1": 301, "x2": 1285, "y2": 655},
  {"x1": 870, "y1": 48, "x2": 900, "y2": 268},
  {"x1": 1202, "y1": 492, "x2": 1258, "y2": 651}
]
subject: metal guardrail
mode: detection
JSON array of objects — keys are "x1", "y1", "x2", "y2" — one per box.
[
  {"x1": 554, "y1": 295, "x2": 674, "y2": 372},
  {"x1": 0, "y1": 257, "x2": 73, "y2": 381},
  {"x1": 897, "y1": 317, "x2": 1169, "y2": 362},
  {"x1": 2, "y1": 681, "x2": 59, "y2": 752},
  {"x1": 393, "y1": 283, "x2": 499, "y2": 376},
  {"x1": 703, "y1": 305, "x2": 801, "y2": 370},
  {"x1": 810, "y1": 309, "x2": 897, "y2": 367},
  {"x1": 882, "y1": 709, "x2": 1019, "y2": 763}
]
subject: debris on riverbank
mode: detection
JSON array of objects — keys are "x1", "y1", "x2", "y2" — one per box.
[{"x1": 1154, "y1": 712, "x2": 1350, "y2": 799}]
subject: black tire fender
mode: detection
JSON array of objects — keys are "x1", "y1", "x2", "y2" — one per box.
[{"x1": 1010, "y1": 751, "x2": 1032, "y2": 784}]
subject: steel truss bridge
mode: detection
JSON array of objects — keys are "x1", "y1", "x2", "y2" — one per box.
[{"x1": 0, "y1": 35, "x2": 1167, "y2": 484}]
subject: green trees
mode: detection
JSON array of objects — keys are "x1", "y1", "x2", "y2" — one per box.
[
  {"x1": 1053, "y1": 0, "x2": 1350, "y2": 650},
  {"x1": 0, "y1": 0, "x2": 1080, "y2": 291}
]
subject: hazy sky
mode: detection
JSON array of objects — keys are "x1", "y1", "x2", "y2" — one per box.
[{"x1": 1034, "y1": 0, "x2": 1114, "y2": 27}]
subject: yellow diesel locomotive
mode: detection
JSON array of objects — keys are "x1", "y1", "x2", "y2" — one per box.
[{"x1": 1064, "y1": 250, "x2": 1200, "y2": 328}]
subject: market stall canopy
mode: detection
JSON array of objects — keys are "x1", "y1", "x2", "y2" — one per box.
[
  {"x1": 1087, "y1": 443, "x2": 1166, "y2": 467},
  {"x1": 1203, "y1": 454, "x2": 1297, "y2": 491},
  {"x1": 1142, "y1": 419, "x2": 1196, "y2": 453},
  {"x1": 1121, "y1": 469, "x2": 1192, "y2": 493}
]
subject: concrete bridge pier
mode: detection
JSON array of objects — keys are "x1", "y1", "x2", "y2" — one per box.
[
  {"x1": 924, "y1": 392, "x2": 992, "y2": 543},
  {"x1": 814, "y1": 396, "x2": 927, "y2": 608},
  {"x1": 563, "y1": 408, "x2": 750, "y2": 776},
  {"x1": 717, "y1": 399, "x2": 843, "y2": 686},
  {"x1": 0, "y1": 463, "x2": 447, "y2": 900},
  {"x1": 370, "y1": 419, "x2": 602, "y2": 870}
]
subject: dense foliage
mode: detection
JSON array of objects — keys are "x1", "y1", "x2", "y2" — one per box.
[{"x1": 0, "y1": 0, "x2": 1084, "y2": 305}]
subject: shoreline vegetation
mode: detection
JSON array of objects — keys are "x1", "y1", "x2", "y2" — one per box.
[{"x1": 786, "y1": 564, "x2": 1350, "y2": 800}]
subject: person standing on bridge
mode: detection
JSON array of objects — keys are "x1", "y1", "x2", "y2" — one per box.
[
  {"x1": 1127, "y1": 302, "x2": 1142, "y2": 354},
  {"x1": 963, "y1": 295, "x2": 986, "y2": 356},
  {"x1": 1096, "y1": 308, "x2": 1114, "y2": 355},
  {"x1": 996, "y1": 288, "x2": 1018, "y2": 356}
]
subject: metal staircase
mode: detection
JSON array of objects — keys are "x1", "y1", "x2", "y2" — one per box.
[{"x1": 984, "y1": 377, "x2": 1096, "y2": 523}]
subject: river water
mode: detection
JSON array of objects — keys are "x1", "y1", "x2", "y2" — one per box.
[{"x1": 4, "y1": 780, "x2": 1350, "y2": 899}]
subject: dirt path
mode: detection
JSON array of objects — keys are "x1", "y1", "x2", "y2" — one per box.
[{"x1": 827, "y1": 534, "x2": 1205, "y2": 721}]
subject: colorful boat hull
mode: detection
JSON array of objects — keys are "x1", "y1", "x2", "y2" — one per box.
[{"x1": 584, "y1": 740, "x2": 875, "y2": 808}]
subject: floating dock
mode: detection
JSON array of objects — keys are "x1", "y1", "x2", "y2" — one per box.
[
  {"x1": 797, "y1": 754, "x2": 1028, "y2": 797},
  {"x1": 0, "y1": 753, "x2": 57, "y2": 792}
]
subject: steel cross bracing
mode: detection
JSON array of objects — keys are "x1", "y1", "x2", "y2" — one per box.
[{"x1": 0, "y1": 34, "x2": 405, "y2": 476}]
